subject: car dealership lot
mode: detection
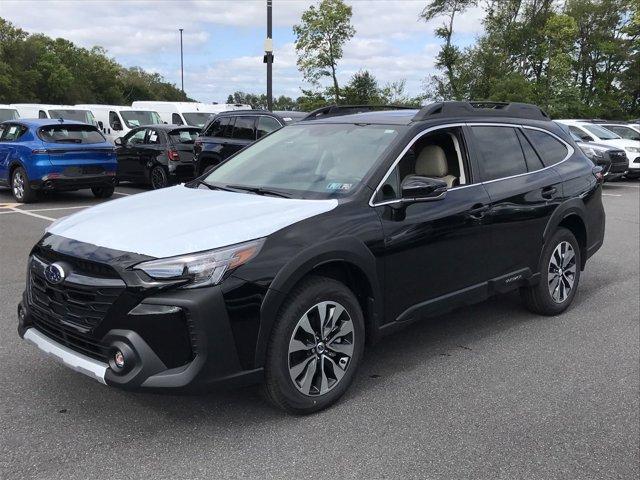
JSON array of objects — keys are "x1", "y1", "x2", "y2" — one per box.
[{"x1": 1, "y1": 182, "x2": 638, "y2": 479}]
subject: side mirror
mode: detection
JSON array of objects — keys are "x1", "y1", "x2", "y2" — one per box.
[
  {"x1": 582, "y1": 135, "x2": 594, "y2": 142},
  {"x1": 401, "y1": 175, "x2": 447, "y2": 202},
  {"x1": 114, "y1": 137, "x2": 123, "y2": 146}
]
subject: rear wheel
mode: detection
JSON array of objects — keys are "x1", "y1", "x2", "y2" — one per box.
[
  {"x1": 91, "y1": 185, "x2": 115, "y2": 198},
  {"x1": 11, "y1": 167, "x2": 37, "y2": 203},
  {"x1": 263, "y1": 276, "x2": 365, "y2": 414},
  {"x1": 521, "y1": 227, "x2": 581, "y2": 315},
  {"x1": 150, "y1": 165, "x2": 168, "y2": 189}
]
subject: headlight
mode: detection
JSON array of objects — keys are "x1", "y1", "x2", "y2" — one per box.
[
  {"x1": 581, "y1": 146, "x2": 604, "y2": 160},
  {"x1": 134, "y1": 238, "x2": 265, "y2": 288},
  {"x1": 626, "y1": 146, "x2": 640, "y2": 153}
]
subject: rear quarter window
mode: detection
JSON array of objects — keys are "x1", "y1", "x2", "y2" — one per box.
[
  {"x1": 523, "y1": 129, "x2": 569, "y2": 167},
  {"x1": 38, "y1": 125, "x2": 106, "y2": 144}
]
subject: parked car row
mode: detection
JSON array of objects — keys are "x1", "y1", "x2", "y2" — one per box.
[
  {"x1": 0, "y1": 108, "x2": 306, "y2": 202},
  {"x1": 555, "y1": 119, "x2": 640, "y2": 179}
]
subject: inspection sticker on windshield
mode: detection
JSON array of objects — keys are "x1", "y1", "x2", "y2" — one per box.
[{"x1": 326, "y1": 183, "x2": 353, "y2": 191}]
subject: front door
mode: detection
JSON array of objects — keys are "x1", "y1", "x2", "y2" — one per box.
[
  {"x1": 116, "y1": 128, "x2": 147, "y2": 180},
  {"x1": 374, "y1": 126, "x2": 492, "y2": 324}
]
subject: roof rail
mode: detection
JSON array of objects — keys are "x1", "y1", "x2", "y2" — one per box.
[
  {"x1": 303, "y1": 104, "x2": 418, "y2": 121},
  {"x1": 412, "y1": 101, "x2": 550, "y2": 122}
]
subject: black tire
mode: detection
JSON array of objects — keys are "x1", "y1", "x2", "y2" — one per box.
[
  {"x1": 11, "y1": 167, "x2": 37, "y2": 203},
  {"x1": 150, "y1": 165, "x2": 168, "y2": 189},
  {"x1": 521, "y1": 227, "x2": 581, "y2": 315},
  {"x1": 263, "y1": 275, "x2": 365, "y2": 414},
  {"x1": 91, "y1": 185, "x2": 115, "y2": 198}
]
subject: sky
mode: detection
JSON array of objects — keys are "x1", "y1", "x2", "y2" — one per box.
[{"x1": 1, "y1": 0, "x2": 486, "y2": 103}]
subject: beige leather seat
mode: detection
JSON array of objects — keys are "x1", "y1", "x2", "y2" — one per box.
[{"x1": 415, "y1": 145, "x2": 458, "y2": 188}]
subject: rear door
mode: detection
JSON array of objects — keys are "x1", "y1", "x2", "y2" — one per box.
[
  {"x1": 0, "y1": 124, "x2": 13, "y2": 182},
  {"x1": 468, "y1": 124, "x2": 564, "y2": 279},
  {"x1": 139, "y1": 127, "x2": 165, "y2": 171}
]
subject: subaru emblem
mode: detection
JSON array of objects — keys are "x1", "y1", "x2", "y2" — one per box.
[{"x1": 44, "y1": 263, "x2": 65, "y2": 285}]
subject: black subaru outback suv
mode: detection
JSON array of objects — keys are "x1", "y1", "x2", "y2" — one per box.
[{"x1": 18, "y1": 102, "x2": 605, "y2": 414}]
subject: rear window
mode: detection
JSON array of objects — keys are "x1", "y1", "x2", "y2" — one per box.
[
  {"x1": 169, "y1": 128, "x2": 199, "y2": 144},
  {"x1": 120, "y1": 110, "x2": 162, "y2": 128},
  {"x1": 523, "y1": 129, "x2": 569, "y2": 167},
  {"x1": 38, "y1": 125, "x2": 106, "y2": 144}
]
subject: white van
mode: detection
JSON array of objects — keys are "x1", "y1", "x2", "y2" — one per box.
[
  {"x1": 76, "y1": 105, "x2": 162, "y2": 143},
  {"x1": 131, "y1": 101, "x2": 250, "y2": 128},
  {"x1": 0, "y1": 104, "x2": 20, "y2": 122},
  {"x1": 11, "y1": 104, "x2": 96, "y2": 124}
]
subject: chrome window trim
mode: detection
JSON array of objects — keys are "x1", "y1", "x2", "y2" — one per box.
[{"x1": 369, "y1": 122, "x2": 574, "y2": 207}]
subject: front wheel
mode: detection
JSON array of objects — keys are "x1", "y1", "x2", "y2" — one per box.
[
  {"x1": 11, "y1": 167, "x2": 37, "y2": 203},
  {"x1": 521, "y1": 227, "x2": 581, "y2": 315},
  {"x1": 150, "y1": 165, "x2": 168, "y2": 189},
  {"x1": 263, "y1": 276, "x2": 365, "y2": 414},
  {"x1": 91, "y1": 185, "x2": 115, "y2": 198}
]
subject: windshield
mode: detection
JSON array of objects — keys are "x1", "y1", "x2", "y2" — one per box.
[
  {"x1": 203, "y1": 123, "x2": 403, "y2": 199},
  {"x1": 120, "y1": 110, "x2": 162, "y2": 128},
  {"x1": 583, "y1": 124, "x2": 620, "y2": 140},
  {"x1": 48, "y1": 109, "x2": 95, "y2": 124},
  {"x1": 0, "y1": 108, "x2": 19, "y2": 122},
  {"x1": 169, "y1": 128, "x2": 200, "y2": 144},
  {"x1": 183, "y1": 112, "x2": 215, "y2": 128},
  {"x1": 38, "y1": 124, "x2": 106, "y2": 144}
]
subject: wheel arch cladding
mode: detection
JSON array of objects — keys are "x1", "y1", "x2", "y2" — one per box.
[
  {"x1": 543, "y1": 198, "x2": 588, "y2": 270},
  {"x1": 254, "y1": 236, "x2": 383, "y2": 368}
]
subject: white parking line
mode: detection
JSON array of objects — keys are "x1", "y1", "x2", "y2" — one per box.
[
  {"x1": 19, "y1": 205, "x2": 88, "y2": 213},
  {"x1": 7, "y1": 208, "x2": 55, "y2": 222},
  {"x1": 113, "y1": 191, "x2": 131, "y2": 196},
  {"x1": 602, "y1": 194, "x2": 622, "y2": 197}
]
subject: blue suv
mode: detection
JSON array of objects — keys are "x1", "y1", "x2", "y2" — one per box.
[{"x1": 0, "y1": 119, "x2": 117, "y2": 203}]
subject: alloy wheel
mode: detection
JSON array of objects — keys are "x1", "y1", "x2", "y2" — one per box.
[
  {"x1": 151, "y1": 167, "x2": 167, "y2": 189},
  {"x1": 548, "y1": 241, "x2": 577, "y2": 303},
  {"x1": 288, "y1": 301, "x2": 355, "y2": 396},
  {"x1": 12, "y1": 170, "x2": 25, "y2": 200}
]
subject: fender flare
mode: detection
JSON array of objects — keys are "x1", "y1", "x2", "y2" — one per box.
[
  {"x1": 7, "y1": 159, "x2": 27, "y2": 182},
  {"x1": 542, "y1": 198, "x2": 587, "y2": 243},
  {"x1": 254, "y1": 236, "x2": 383, "y2": 367}
]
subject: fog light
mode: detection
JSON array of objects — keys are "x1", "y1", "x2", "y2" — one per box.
[{"x1": 114, "y1": 350, "x2": 125, "y2": 369}]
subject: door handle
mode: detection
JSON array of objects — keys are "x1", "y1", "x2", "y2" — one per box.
[
  {"x1": 468, "y1": 203, "x2": 489, "y2": 219},
  {"x1": 541, "y1": 186, "x2": 557, "y2": 199}
]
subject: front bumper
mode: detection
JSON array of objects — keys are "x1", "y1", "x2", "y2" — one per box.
[{"x1": 18, "y1": 249, "x2": 264, "y2": 392}]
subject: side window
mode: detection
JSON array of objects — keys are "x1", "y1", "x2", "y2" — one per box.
[
  {"x1": 568, "y1": 125, "x2": 592, "y2": 142},
  {"x1": 172, "y1": 113, "x2": 184, "y2": 125},
  {"x1": 145, "y1": 129, "x2": 161, "y2": 145},
  {"x1": 516, "y1": 129, "x2": 544, "y2": 171},
  {"x1": 109, "y1": 111, "x2": 123, "y2": 131},
  {"x1": 257, "y1": 116, "x2": 282, "y2": 138},
  {"x1": 38, "y1": 110, "x2": 47, "y2": 119},
  {"x1": 1, "y1": 124, "x2": 27, "y2": 141},
  {"x1": 523, "y1": 129, "x2": 569, "y2": 167},
  {"x1": 471, "y1": 126, "x2": 527, "y2": 181},
  {"x1": 222, "y1": 116, "x2": 235, "y2": 138},
  {"x1": 232, "y1": 116, "x2": 256, "y2": 140},
  {"x1": 125, "y1": 129, "x2": 146, "y2": 145},
  {"x1": 375, "y1": 127, "x2": 469, "y2": 203},
  {"x1": 205, "y1": 117, "x2": 230, "y2": 137}
]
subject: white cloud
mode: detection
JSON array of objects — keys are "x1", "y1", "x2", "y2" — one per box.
[{"x1": 1, "y1": 0, "x2": 486, "y2": 102}]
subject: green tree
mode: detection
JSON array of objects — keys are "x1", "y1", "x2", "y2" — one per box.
[
  {"x1": 341, "y1": 70, "x2": 383, "y2": 104},
  {"x1": 420, "y1": 0, "x2": 478, "y2": 99},
  {"x1": 293, "y1": 0, "x2": 355, "y2": 103}
]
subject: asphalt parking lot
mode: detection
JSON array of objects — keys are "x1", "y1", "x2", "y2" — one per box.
[{"x1": 0, "y1": 180, "x2": 638, "y2": 480}]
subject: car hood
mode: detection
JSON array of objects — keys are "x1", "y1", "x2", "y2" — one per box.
[
  {"x1": 47, "y1": 185, "x2": 338, "y2": 258},
  {"x1": 577, "y1": 141, "x2": 623, "y2": 152}
]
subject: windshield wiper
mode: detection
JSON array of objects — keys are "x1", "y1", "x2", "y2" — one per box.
[
  {"x1": 224, "y1": 184, "x2": 293, "y2": 198},
  {"x1": 189, "y1": 179, "x2": 236, "y2": 192}
]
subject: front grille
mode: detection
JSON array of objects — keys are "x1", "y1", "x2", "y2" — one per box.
[
  {"x1": 30, "y1": 308, "x2": 110, "y2": 362},
  {"x1": 28, "y1": 255, "x2": 124, "y2": 331},
  {"x1": 34, "y1": 247, "x2": 117, "y2": 278}
]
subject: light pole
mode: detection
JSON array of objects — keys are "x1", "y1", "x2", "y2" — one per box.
[
  {"x1": 179, "y1": 28, "x2": 184, "y2": 93},
  {"x1": 264, "y1": 0, "x2": 273, "y2": 111}
]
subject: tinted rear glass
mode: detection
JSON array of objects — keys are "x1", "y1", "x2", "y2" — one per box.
[
  {"x1": 523, "y1": 129, "x2": 568, "y2": 167},
  {"x1": 38, "y1": 125, "x2": 106, "y2": 144},
  {"x1": 169, "y1": 128, "x2": 199, "y2": 144},
  {"x1": 470, "y1": 126, "x2": 528, "y2": 181}
]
